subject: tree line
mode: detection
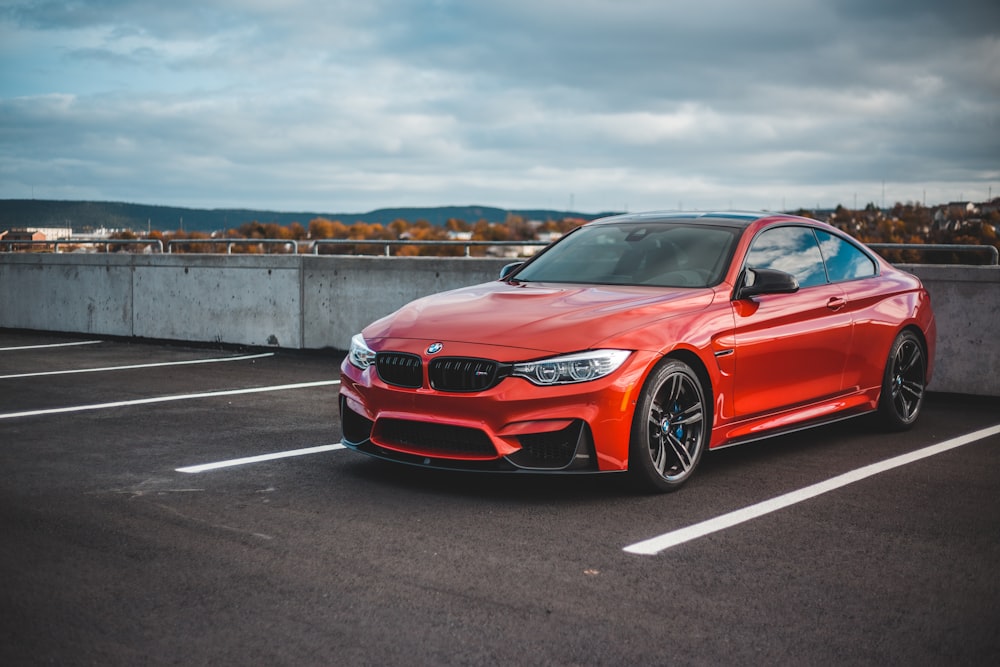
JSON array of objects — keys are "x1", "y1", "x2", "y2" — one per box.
[
  {"x1": 95, "y1": 201, "x2": 1000, "y2": 264},
  {"x1": 112, "y1": 213, "x2": 584, "y2": 256},
  {"x1": 799, "y1": 201, "x2": 999, "y2": 264}
]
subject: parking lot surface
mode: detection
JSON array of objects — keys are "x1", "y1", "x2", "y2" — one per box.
[{"x1": 1, "y1": 330, "x2": 998, "y2": 665}]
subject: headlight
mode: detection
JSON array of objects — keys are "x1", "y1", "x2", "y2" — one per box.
[
  {"x1": 511, "y1": 349, "x2": 630, "y2": 385},
  {"x1": 348, "y1": 333, "x2": 377, "y2": 370}
]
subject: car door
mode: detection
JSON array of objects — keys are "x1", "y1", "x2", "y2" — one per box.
[
  {"x1": 731, "y1": 225, "x2": 854, "y2": 418},
  {"x1": 812, "y1": 228, "x2": 882, "y2": 391}
]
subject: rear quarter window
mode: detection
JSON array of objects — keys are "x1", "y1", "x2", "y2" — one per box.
[{"x1": 815, "y1": 230, "x2": 877, "y2": 282}]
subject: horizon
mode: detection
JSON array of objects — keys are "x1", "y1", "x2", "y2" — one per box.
[{"x1": 3, "y1": 195, "x2": 998, "y2": 218}]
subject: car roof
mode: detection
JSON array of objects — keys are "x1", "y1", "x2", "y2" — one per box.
[{"x1": 589, "y1": 211, "x2": 815, "y2": 228}]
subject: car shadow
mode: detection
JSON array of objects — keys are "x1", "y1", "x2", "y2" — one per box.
[
  {"x1": 338, "y1": 455, "x2": 640, "y2": 503},
  {"x1": 331, "y1": 393, "x2": 987, "y2": 504}
]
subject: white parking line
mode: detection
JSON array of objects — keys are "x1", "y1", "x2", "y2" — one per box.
[
  {"x1": 0, "y1": 380, "x2": 340, "y2": 419},
  {"x1": 0, "y1": 352, "x2": 275, "y2": 379},
  {"x1": 176, "y1": 444, "x2": 346, "y2": 473},
  {"x1": 0, "y1": 340, "x2": 103, "y2": 351},
  {"x1": 623, "y1": 423, "x2": 1000, "y2": 556}
]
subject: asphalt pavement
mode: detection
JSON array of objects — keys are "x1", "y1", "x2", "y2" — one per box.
[{"x1": 1, "y1": 330, "x2": 998, "y2": 666}]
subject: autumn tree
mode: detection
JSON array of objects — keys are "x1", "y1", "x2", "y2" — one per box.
[
  {"x1": 445, "y1": 218, "x2": 470, "y2": 233},
  {"x1": 472, "y1": 219, "x2": 510, "y2": 242},
  {"x1": 388, "y1": 218, "x2": 409, "y2": 238},
  {"x1": 309, "y1": 218, "x2": 349, "y2": 240}
]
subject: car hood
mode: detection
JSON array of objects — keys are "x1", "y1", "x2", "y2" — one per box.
[{"x1": 363, "y1": 280, "x2": 716, "y2": 357}]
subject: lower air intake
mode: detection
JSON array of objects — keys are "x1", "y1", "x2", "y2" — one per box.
[
  {"x1": 374, "y1": 418, "x2": 498, "y2": 458},
  {"x1": 506, "y1": 421, "x2": 595, "y2": 470}
]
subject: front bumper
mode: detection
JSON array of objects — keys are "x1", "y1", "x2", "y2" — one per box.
[
  {"x1": 341, "y1": 396, "x2": 599, "y2": 472},
  {"x1": 338, "y1": 349, "x2": 660, "y2": 473}
]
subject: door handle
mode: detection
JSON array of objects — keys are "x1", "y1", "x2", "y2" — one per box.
[{"x1": 827, "y1": 296, "x2": 847, "y2": 311}]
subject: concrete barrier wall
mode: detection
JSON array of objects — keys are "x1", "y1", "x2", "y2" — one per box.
[
  {"x1": 0, "y1": 253, "x2": 511, "y2": 351},
  {"x1": 132, "y1": 255, "x2": 303, "y2": 348},
  {"x1": 300, "y1": 255, "x2": 510, "y2": 349},
  {"x1": 1, "y1": 253, "x2": 996, "y2": 396},
  {"x1": 902, "y1": 264, "x2": 999, "y2": 398},
  {"x1": 0, "y1": 253, "x2": 135, "y2": 336}
]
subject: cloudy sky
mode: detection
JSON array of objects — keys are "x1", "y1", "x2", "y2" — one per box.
[{"x1": 1, "y1": 0, "x2": 998, "y2": 214}]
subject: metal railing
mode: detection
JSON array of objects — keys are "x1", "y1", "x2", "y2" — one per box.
[
  {"x1": 310, "y1": 239, "x2": 549, "y2": 256},
  {"x1": 0, "y1": 237, "x2": 547, "y2": 256},
  {"x1": 0, "y1": 238, "x2": 164, "y2": 253},
  {"x1": 165, "y1": 238, "x2": 299, "y2": 254},
  {"x1": 3, "y1": 237, "x2": 997, "y2": 265},
  {"x1": 867, "y1": 243, "x2": 998, "y2": 265}
]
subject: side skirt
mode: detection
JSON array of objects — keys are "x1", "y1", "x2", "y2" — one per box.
[{"x1": 710, "y1": 405, "x2": 876, "y2": 451}]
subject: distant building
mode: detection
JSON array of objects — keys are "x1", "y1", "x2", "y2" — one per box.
[
  {"x1": 5, "y1": 226, "x2": 73, "y2": 240},
  {"x1": 931, "y1": 199, "x2": 1000, "y2": 233},
  {"x1": 72, "y1": 227, "x2": 129, "y2": 240},
  {"x1": 1, "y1": 229, "x2": 47, "y2": 250},
  {"x1": 944, "y1": 202, "x2": 978, "y2": 217},
  {"x1": 5, "y1": 230, "x2": 47, "y2": 241},
  {"x1": 979, "y1": 198, "x2": 1000, "y2": 216}
]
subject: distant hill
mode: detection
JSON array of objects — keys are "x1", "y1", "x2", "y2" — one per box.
[{"x1": 0, "y1": 199, "x2": 614, "y2": 234}]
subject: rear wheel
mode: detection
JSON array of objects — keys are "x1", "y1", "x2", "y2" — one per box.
[
  {"x1": 628, "y1": 359, "x2": 708, "y2": 493},
  {"x1": 877, "y1": 329, "x2": 926, "y2": 430}
]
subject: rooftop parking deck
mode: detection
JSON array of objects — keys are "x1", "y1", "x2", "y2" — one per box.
[{"x1": 1, "y1": 331, "x2": 998, "y2": 665}]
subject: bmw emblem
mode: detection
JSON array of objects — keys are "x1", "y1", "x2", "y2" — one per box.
[{"x1": 427, "y1": 342, "x2": 443, "y2": 355}]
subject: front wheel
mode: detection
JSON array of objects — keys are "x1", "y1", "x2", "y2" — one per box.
[
  {"x1": 877, "y1": 329, "x2": 927, "y2": 430},
  {"x1": 628, "y1": 359, "x2": 708, "y2": 493}
]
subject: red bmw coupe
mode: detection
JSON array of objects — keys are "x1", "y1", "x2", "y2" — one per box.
[{"x1": 339, "y1": 211, "x2": 936, "y2": 492}]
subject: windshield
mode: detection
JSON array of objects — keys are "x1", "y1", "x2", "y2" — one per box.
[{"x1": 512, "y1": 222, "x2": 741, "y2": 288}]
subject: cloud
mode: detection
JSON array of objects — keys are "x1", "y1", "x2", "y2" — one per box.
[{"x1": 0, "y1": 0, "x2": 997, "y2": 213}]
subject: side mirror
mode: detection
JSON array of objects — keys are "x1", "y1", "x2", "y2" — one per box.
[
  {"x1": 499, "y1": 262, "x2": 523, "y2": 280},
  {"x1": 737, "y1": 268, "x2": 799, "y2": 299}
]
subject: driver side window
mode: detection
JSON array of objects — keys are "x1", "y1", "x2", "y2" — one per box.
[{"x1": 745, "y1": 226, "x2": 827, "y2": 288}]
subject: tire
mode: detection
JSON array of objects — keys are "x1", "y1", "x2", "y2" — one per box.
[
  {"x1": 628, "y1": 359, "x2": 708, "y2": 493},
  {"x1": 877, "y1": 329, "x2": 926, "y2": 431}
]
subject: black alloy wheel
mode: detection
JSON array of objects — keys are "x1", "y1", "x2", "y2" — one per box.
[
  {"x1": 629, "y1": 359, "x2": 708, "y2": 493},
  {"x1": 878, "y1": 329, "x2": 926, "y2": 430}
]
